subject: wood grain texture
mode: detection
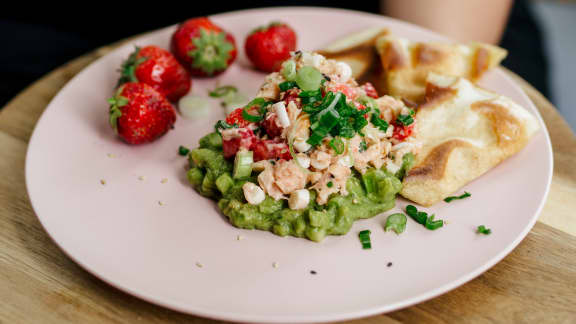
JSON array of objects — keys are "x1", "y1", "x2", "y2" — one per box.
[{"x1": 1, "y1": 43, "x2": 576, "y2": 323}]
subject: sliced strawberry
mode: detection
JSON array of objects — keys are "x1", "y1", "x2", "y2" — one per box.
[
  {"x1": 327, "y1": 84, "x2": 358, "y2": 100},
  {"x1": 282, "y1": 88, "x2": 301, "y2": 108},
  {"x1": 225, "y1": 107, "x2": 253, "y2": 128}
]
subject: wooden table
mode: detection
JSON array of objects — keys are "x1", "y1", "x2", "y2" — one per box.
[{"x1": 1, "y1": 42, "x2": 576, "y2": 323}]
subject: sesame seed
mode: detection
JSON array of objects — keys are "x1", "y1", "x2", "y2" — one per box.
[
  {"x1": 100, "y1": 179, "x2": 106, "y2": 185},
  {"x1": 195, "y1": 262, "x2": 203, "y2": 268},
  {"x1": 353, "y1": 199, "x2": 359, "y2": 204},
  {"x1": 161, "y1": 178, "x2": 168, "y2": 184},
  {"x1": 138, "y1": 176, "x2": 146, "y2": 181},
  {"x1": 107, "y1": 153, "x2": 116, "y2": 158},
  {"x1": 236, "y1": 235, "x2": 244, "y2": 241},
  {"x1": 272, "y1": 262, "x2": 279, "y2": 269},
  {"x1": 387, "y1": 262, "x2": 393, "y2": 267},
  {"x1": 158, "y1": 201, "x2": 165, "y2": 206},
  {"x1": 310, "y1": 270, "x2": 317, "y2": 275}
]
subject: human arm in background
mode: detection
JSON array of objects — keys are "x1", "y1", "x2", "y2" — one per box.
[{"x1": 381, "y1": 0, "x2": 514, "y2": 44}]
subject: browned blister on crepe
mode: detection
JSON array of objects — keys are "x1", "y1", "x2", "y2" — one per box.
[
  {"x1": 375, "y1": 36, "x2": 507, "y2": 102},
  {"x1": 401, "y1": 73, "x2": 540, "y2": 206}
]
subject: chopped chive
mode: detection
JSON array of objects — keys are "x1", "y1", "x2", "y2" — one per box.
[
  {"x1": 327, "y1": 181, "x2": 334, "y2": 188},
  {"x1": 477, "y1": 225, "x2": 492, "y2": 235},
  {"x1": 178, "y1": 145, "x2": 190, "y2": 156},
  {"x1": 279, "y1": 81, "x2": 298, "y2": 92},
  {"x1": 405, "y1": 205, "x2": 444, "y2": 230},
  {"x1": 444, "y1": 191, "x2": 472, "y2": 203}
]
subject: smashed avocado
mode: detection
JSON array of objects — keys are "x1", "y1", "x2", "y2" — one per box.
[{"x1": 187, "y1": 132, "x2": 411, "y2": 242}]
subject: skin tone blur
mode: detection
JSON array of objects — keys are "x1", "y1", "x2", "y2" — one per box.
[{"x1": 381, "y1": 0, "x2": 514, "y2": 44}]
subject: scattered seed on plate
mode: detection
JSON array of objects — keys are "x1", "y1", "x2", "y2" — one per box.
[
  {"x1": 236, "y1": 235, "x2": 244, "y2": 241},
  {"x1": 161, "y1": 178, "x2": 168, "y2": 184},
  {"x1": 106, "y1": 153, "x2": 116, "y2": 158},
  {"x1": 310, "y1": 270, "x2": 317, "y2": 275},
  {"x1": 387, "y1": 262, "x2": 393, "y2": 267},
  {"x1": 158, "y1": 201, "x2": 165, "y2": 206},
  {"x1": 100, "y1": 179, "x2": 106, "y2": 185},
  {"x1": 138, "y1": 176, "x2": 146, "y2": 181},
  {"x1": 272, "y1": 262, "x2": 279, "y2": 269},
  {"x1": 195, "y1": 262, "x2": 203, "y2": 268}
]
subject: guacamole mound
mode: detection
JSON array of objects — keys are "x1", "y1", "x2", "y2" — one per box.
[{"x1": 187, "y1": 132, "x2": 411, "y2": 242}]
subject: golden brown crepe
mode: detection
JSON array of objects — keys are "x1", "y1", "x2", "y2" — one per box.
[
  {"x1": 317, "y1": 27, "x2": 388, "y2": 89},
  {"x1": 375, "y1": 36, "x2": 508, "y2": 102},
  {"x1": 400, "y1": 73, "x2": 540, "y2": 206}
]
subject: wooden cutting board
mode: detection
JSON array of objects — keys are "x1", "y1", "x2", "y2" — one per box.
[{"x1": 1, "y1": 40, "x2": 575, "y2": 323}]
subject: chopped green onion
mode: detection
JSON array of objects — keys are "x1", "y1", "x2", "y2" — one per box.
[
  {"x1": 371, "y1": 113, "x2": 389, "y2": 132},
  {"x1": 296, "y1": 66, "x2": 323, "y2": 91},
  {"x1": 358, "y1": 230, "x2": 372, "y2": 249},
  {"x1": 406, "y1": 205, "x2": 444, "y2": 230},
  {"x1": 233, "y1": 150, "x2": 253, "y2": 179},
  {"x1": 299, "y1": 89, "x2": 322, "y2": 105},
  {"x1": 279, "y1": 81, "x2": 298, "y2": 92},
  {"x1": 444, "y1": 192, "x2": 472, "y2": 203},
  {"x1": 179, "y1": 95, "x2": 211, "y2": 120},
  {"x1": 396, "y1": 114, "x2": 414, "y2": 126},
  {"x1": 209, "y1": 85, "x2": 237, "y2": 98},
  {"x1": 477, "y1": 225, "x2": 492, "y2": 235},
  {"x1": 214, "y1": 120, "x2": 234, "y2": 133},
  {"x1": 242, "y1": 105, "x2": 264, "y2": 122},
  {"x1": 425, "y1": 214, "x2": 444, "y2": 230},
  {"x1": 178, "y1": 145, "x2": 190, "y2": 156},
  {"x1": 327, "y1": 181, "x2": 333, "y2": 188},
  {"x1": 330, "y1": 137, "x2": 345, "y2": 155},
  {"x1": 384, "y1": 213, "x2": 407, "y2": 234},
  {"x1": 281, "y1": 60, "x2": 297, "y2": 81}
]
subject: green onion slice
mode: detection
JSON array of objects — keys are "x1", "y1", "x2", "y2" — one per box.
[
  {"x1": 330, "y1": 137, "x2": 345, "y2": 154},
  {"x1": 444, "y1": 192, "x2": 471, "y2": 203},
  {"x1": 384, "y1": 213, "x2": 407, "y2": 234},
  {"x1": 209, "y1": 85, "x2": 238, "y2": 98},
  {"x1": 296, "y1": 66, "x2": 323, "y2": 91},
  {"x1": 281, "y1": 60, "x2": 297, "y2": 81},
  {"x1": 279, "y1": 81, "x2": 298, "y2": 92},
  {"x1": 425, "y1": 214, "x2": 444, "y2": 230}
]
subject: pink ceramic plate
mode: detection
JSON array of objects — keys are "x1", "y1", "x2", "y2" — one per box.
[{"x1": 26, "y1": 7, "x2": 552, "y2": 323}]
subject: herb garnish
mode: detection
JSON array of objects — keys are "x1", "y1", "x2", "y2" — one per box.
[
  {"x1": 477, "y1": 225, "x2": 492, "y2": 235},
  {"x1": 178, "y1": 145, "x2": 190, "y2": 156},
  {"x1": 384, "y1": 213, "x2": 407, "y2": 234},
  {"x1": 405, "y1": 205, "x2": 444, "y2": 230},
  {"x1": 444, "y1": 192, "x2": 472, "y2": 203},
  {"x1": 358, "y1": 230, "x2": 372, "y2": 249}
]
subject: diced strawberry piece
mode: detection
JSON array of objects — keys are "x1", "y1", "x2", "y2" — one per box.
[
  {"x1": 392, "y1": 122, "x2": 414, "y2": 141},
  {"x1": 282, "y1": 88, "x2": 301, "y2": 108},
  {"x1": 262, "y1": 113, "x2": 283, "y2": 138},
  {"x1": 362, "y1": 82, "x2": 379, "y2": 98},
  {"x1": 225, "y1": 108, "x2": 253, "y2": 128},
  {"x1": 252, "y1": 139, "x2": 292, "y2": 162},
  {"x1": 327, "y1": 84, "x2": 358, "y2": 100},
  {"x1": 222, "y1": 128, "x2": 257, "y2": 159}
]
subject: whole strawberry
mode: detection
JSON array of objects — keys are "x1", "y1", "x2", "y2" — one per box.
[
  {"x1": 171, "y1": 17, "x2": 237, "y2": 77},
  {"x1": 117, "y1": 45, "x2": 191, "y2": 102},
  {"x1": 108, "y1": 82, "x2": 177, "y2": 144},
  {"x1": 245, "y1": 22, "x2": 297, "y2": 72}
]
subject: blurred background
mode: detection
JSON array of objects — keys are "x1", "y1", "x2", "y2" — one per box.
[{"x1": 0, "y1": 0, "x2": 574, "y2": 130}]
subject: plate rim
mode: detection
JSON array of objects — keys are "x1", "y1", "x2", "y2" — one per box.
[{"x1": 24, "y1": 6, "x2": 554, "y2": 323}]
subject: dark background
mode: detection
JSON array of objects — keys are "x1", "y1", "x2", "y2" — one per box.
[{"x1": 0, "y1": 0, "x2": 549, "y2": 108}]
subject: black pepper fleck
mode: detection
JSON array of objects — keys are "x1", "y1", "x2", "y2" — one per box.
[
  {"x1": 387, "y1": 262, "x2": 393, "y2": 267},
  {"x1": 310, "y1": 270, "x2": 317, "y2": 275}
]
